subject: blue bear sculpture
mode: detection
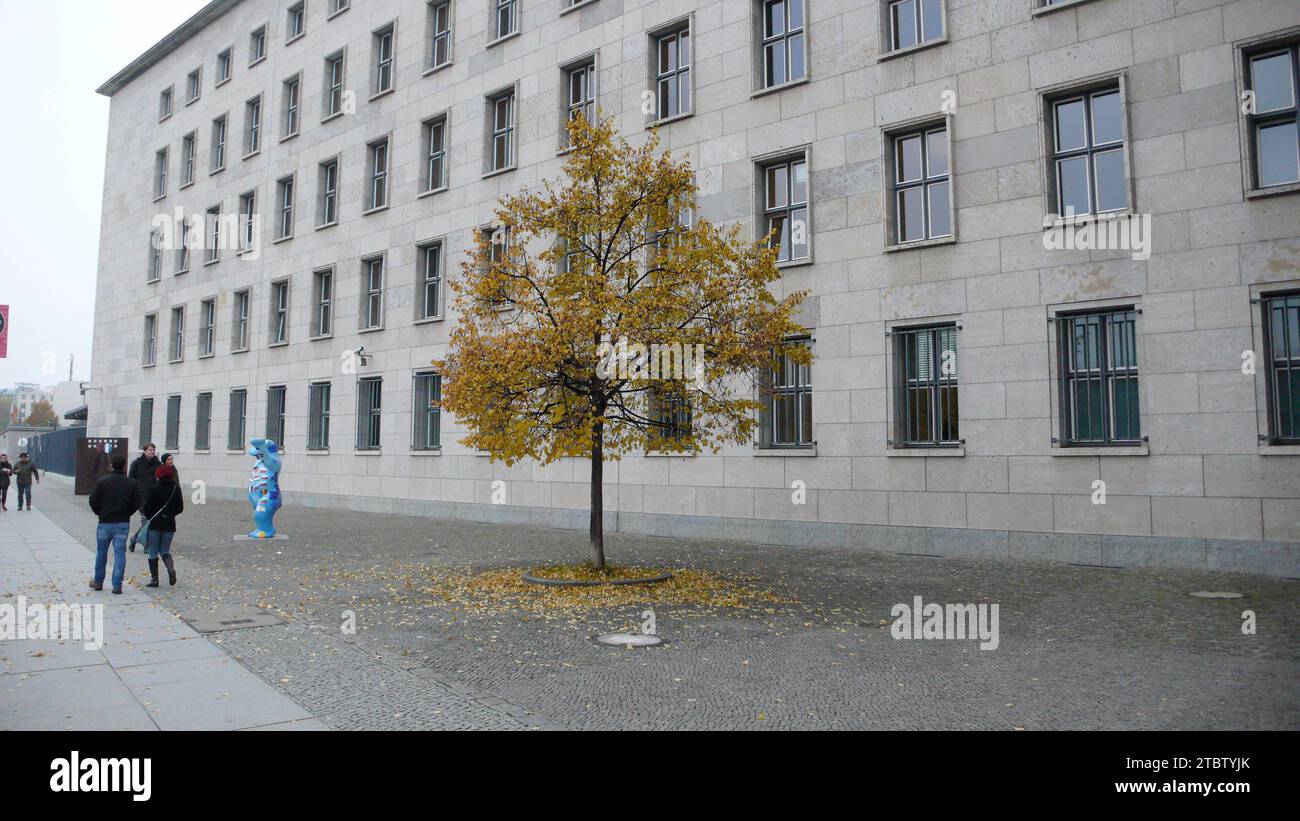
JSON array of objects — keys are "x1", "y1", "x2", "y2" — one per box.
[{"x1": 246, "y1": 438, "x2": 282, "y2": 539}]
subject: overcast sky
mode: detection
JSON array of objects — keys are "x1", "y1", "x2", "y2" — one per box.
[{"x1": 0, "y1": 0, "x2": 207, "y2": 389}]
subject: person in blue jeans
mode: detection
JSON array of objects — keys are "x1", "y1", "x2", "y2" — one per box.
[{"x1": 88, "y1": 453, "x2": 140, "y2": 594}]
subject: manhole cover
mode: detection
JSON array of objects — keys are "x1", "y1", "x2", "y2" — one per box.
[
  {"x1": 1189, "y1": 591, "x2": 1243, "y2": 599},
  {"x1": 595, "y1": 633, "x2": 664, "y2": 648},
  {"x1": 182, "y1": 607, "x2": 282, "y2": 633}
]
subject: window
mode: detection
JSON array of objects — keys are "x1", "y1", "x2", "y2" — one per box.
[
  {"x1": 418, "y1": 242, "x2": 443, "y2": 320},
  {"x1": 228, "y1": 389, "x2": 248, "y2": 450},
  {"x1": 205, "y1": 205, "x2": 221, "y2": 262},
  {"x1": 237, "y1": 191, "x2": 256, "y2": 253},
  {"x1": 367, "y1": 137, "x2": 390, "y2": 210},
  {"x1": 283, "y1": 74, "x2": 301, "y2": 137},
  {"x1": 1244, "y1": 45, "x2": 1300, "y2": 190},
  {"x1": 428, "y1": 1, "x2": 452, "y2": 70},
  {"x1": 211, "y1": 114, "x2": 227, "y2": 172},
  {"x1": 154, "y1": 149, "x2": 168, "y2": 198},
  {"x1": 1048, "y1": 86, "x2": 1127, "y2": 217},
  {"x1": 232, "y1": 289, "x2": 250, "y2": 351},
  {"x1": 324, "y1": 50, "x2": 346, "y2": 118},
  {"x1": 165, "y1": 395, "x2": 181, "y2": 451},
  {"x1": 891, "y1": 324, "x2": 959, "y2": 448},
  {"x1": 356, "y1": 377, "x2": 382, "y2": 450},
  {"x1": 181, "y1": 132, "x2": 196, "y2": 186},
  {"x1": 139, "y1": 398, "x2": 154, "y2": 444},
  {"x1": 312, "y1": 268, "x2": 333, "y2": 336},
  {"x1": 493, "y1": 0, "x2": 518, "y2": 41},
  {"x1": 199, "y1": 298, "x2": 216, "y2": 356},
  {"x1": 653, "y1": 24, "x2": 691, "y2": 121},
  {"x1": 308, "y1": 382, "x2": 331, "y2": 450},
  {"x1": 170, "y1": 306, "x2": 186, "y2": 362},
  {"x1": 890, "y1": 124, "x2": 951, "y2": 244},
  {"x1": 887, "y1": 0, "x2": 943, "y2": 52},
  {"x1": 1056, "y1": 309, "x2": 1140, "y2": 446},
  {"x1": 143, "y1": 314, "x2": 158, "y2": 366},
  {"x1": 270, "y1": 280, "x2": 289, "y2": 344},
  {"x1": 761, "y1": 155, "x2": 810, "y2": 263},
  {"x1": 245, "y1": 96, "x2": 263, "y2": 155},
  {"x1": 148, "y1": 231, "x2": 163, "y2": 282},
  {"x1": 217, "y1": 48, "x2": 233, "y2": 84},
  {"x1": 318, "y1": 158, "x2": 340, "y2": 225},
  {"x1": 277, "y1": 176, "x2": 295, "y2": 240},
  {"x1": 760, "y1": 339, "x2": 812, "y2": 447},
  {"x1": 287, "y1": 2, "x2": 306, "y2": 41},
  {"x1": 1262, "y1": 291, "x2": 1300, "y2": 444},
  {"x1": 176, "y1": 223, "x2": 191, "y2": 273},
  {"x1": 361, "y1": 257, "x2": 385, "y2": 329},
  {"x1": 563, "y1": 59, "x2": 596, "y2": 147},
  {"x1": 159, "y1": 87, "x2": 173, "y2": 120},
  {"x1": 250, "y1": 25, "x2": 268, "y2": 65},
  {"x1": 373, "y1": 23, "x2": 396, "y2": 94},
  {"x1": 267, "y1": 385, "x2": 287, "y2": 446},
  {"x1": 423, "y1": 114, "x2": 448, "y2": 191},
  {"x1": 187, "y1": 68, "x2": 201, "y2": 102},
  {"x1": 412, "y1": 371, "x2": 442, "y2": 450},
  {"x1": 195, "y1": 393, "x2": 213, "y2": 450},
  {"x1": 649, "y1": 388, "x2": 692, "y2": 444},
  {"x1": 329, "y1": 0, "x2": 350, "y2": 16},
  {"x1": 760, "y1": 0, "x2": 806, "y2": 88},
  {"x1": 486, "y1": 88, "x2": 516, "y2": 173}
]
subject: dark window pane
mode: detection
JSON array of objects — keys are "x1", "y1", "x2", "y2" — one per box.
[
  {"x1": 791, "y1": 160, "x2": 808, "y2": 203},
  {"x1": 767, "y1": 165, "x2": 788, "y2": 208},
  {"x1": 767, "y1": 1, "x2": 785, "y2": 37},
  {"x1": 1257, "y1": 121, "x2": 1300, "y2": 187},
  {"x1": 1093, "y1": 148, "x2": 1127, "y2": 212},
  {"x1": 898, "y1": 187, "x2": 924, "y2": 242},
  {"x1": 1057, "y1": 155, "x2": 1090, "y2": 216},
  {"x1": 789, "y1": 33, "x2": 805, "y2": 81},
  {"x1": 1090, "y1": 90, "x2": 1123, "y2": 144},
  {"x1": 1251, "y1": 52, "x2": 1296, "y2": 114},
  {"x1": 765, "y1": 42, "x2": 786, "y2": 86},
  {"x1": 892, "y1": 0, "x2": 917, "y2": 50},
  {"x1": 789, "y1": 206, "x2": 809, "y2": 259},
  {"x1": 927, "y1": 181, "x2": 950, "y2": 237},
  {"x1": 1054, "y1": 98, "x2": 1087, "y2": 151},
  {"x1": 1112, "y1": 379, "x2": 1139, "y2": 441},
  {"x1": 921, "y1": 0, "x2": 943, "y2": 42},
  {"x1": 897, "y1": 134, "x2": 922, "y2": 182},
  {"x1": 926, "y1": 129, "x2": 948, "y2": 177}
]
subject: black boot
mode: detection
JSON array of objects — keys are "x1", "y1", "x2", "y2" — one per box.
[
  {"x1": 146, "y1": 559, "x2": 159, "y2": 587},
  {"x1": 162, "y1": 554, "x2": 177, "y2": 586}
]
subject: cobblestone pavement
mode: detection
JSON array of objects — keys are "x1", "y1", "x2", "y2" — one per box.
[{"x1": 33, "y1": 477, "x2": 1300, "y2": 730}]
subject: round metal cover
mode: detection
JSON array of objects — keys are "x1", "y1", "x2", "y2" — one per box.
[{"x1": 595, "y1": 632, "x2": 663, "y2": 647}]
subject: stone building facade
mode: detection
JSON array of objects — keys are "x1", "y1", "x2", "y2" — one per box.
[{"x1": 92, "y1": 0, "x2": 1300, "y2": 575}]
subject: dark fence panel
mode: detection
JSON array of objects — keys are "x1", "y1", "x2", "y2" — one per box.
[{"x1": 25, "y1": 426, "x2": 81, "y2": 478}]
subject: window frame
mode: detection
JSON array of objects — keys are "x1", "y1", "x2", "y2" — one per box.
[
  {"x1": 421, "y1": 113, "x2": 450, "y2": 193},
  {"x1": 286, "y1": 2, "x2": 307, "y2": 43},
  {"x1": 560, "y1": 54, "x2": 597, "y2": 150},
  {"x1": 312, "y1": 267, "x2": 334, "y2": 338},
  {"x1": 755, "y1": 0, "x2": 808, "y2": 92},
  {"x1": 227, "y1": 388, "x2": 248, "y2": 451},
  {"x1": 139, "y1": 397, "x2": 154, "y2": 444},
  {"x1": 180, "y1": 132, "x2": 197, "y2": 187},
  {"x1": 318, "y1": 156, "x2": 340, "y2": 227},
  {"x1": 249, "y1": 25, "x2": 268, "y2": 66},
  {"x1": 159, "y1": 86, "x2": 173, "y2": 121},
  {"x1": 282, "y1": 73, "x2": 302, "y2": 139},
  {"x1": 186, "y1": 67, "x2": 202, "y2": 103},
  {"x1": 1236, "y1": 32, "x2": 1300, "y2": 198},
  {"x1": 276, "y1": 174, "x2": 295, "y2": 241},
  {"x1": 411, "y1": 370, "x2": 442, "y2": 451},
  {"x1": 883, "y1": 118, "x2": 955, "y2": 250},
  {"x1": 1039, "y1": 74, "x2": 1133, "y2": 223},
  {"x1": 758, "y1": 337, "x2": 814, "y2": 449},
  {"x1": 756, "y1": 149, "x2": 812, "y2": 266},
  {"x1": 195, "y1": 392, "x2": 213, "y2": 451},
  {"x1": 365, "y1": 136, "x2": 391, "y2": 211},
  {"x1": 169, "y1": 305, "x2": 186, "y2": 363},
  {"x1": 216, "y1": 47, "x2": 233, "y2": 85},
  {"x1": 648, "y1": 18, "x2": 692, "y2": 125},
  {"x1": 198, "y1": 297, "x2": 216, "y2": 357},
  {"x1": 355, "y1": 376, "x2": 383, "y2": 451},
  {"x1": 269, "y1": 278, "x2": 290, "y2": 346},
  {"x1": 210, "y1": 114, "x2": 228, "y2": 173},
  {"x1": 416, "y1": 240, "x2": 444, "y2": 321},
  {"x1": 307, "y1": 381, "x2": 332, "y2": 451},
  {"x1": 490, "y1": 0, "x2": 519, "y2": 44},
  {"x1": 426, "y1": 0, "x2": 454, "y2": 73},
  {"x1": 888, "y1": 321, "x2": 961, "y2": 449},
  {"x1": 1260, "y1": 289, "x2": 1300, "y2": 445},
  {"x1": 360, "y1": 255, "x2": 386, "y2": 330},
  {"x1": 484, "y1": 84, "x2": 518, "y2": 175},
  {"x1": 244, "y1": 94, "x2": 263, "y2": 157},
  {"x1": 372, "y1": 22, "x2": 397, "y2": 97},
  {"x1": 266, "y1": 385, "x2": 287, "y2": 447},
  {"x1": 165, "y1": 394, "x2": 182, "y2": 452},
  {"x1": 142, "y1": 314, "x2": 158, "y2": 367},
  {"x1": 1052, "y1": 306, "x2": 1143, "y2": 448},
  {"x1": 323, "y1": 49, "x2": 347, "y2": 120},
  {"x1": 232, "y1": 289, "x2": 251, "y2": 352},
  {"x1": 238, "y1": 190, "x2": 257, "y2": 254}
]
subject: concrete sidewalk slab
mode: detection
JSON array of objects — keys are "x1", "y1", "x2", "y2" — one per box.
[{"x1": 0, "y1": 505, "x2": 320, "y2": 731}]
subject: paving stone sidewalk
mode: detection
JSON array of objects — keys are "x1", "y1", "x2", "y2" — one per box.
[
  {"x1": 0, "y1": 501, "x2": 324, "y2": 730},
  {"x1": 27, "y1": 473, "x2": 1300, "y2": 731}
]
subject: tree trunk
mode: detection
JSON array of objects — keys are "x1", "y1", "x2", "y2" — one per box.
[{"x1": 589, "y1": 420, "x2": 605, "y2": 570}]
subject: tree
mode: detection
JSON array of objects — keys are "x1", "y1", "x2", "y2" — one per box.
[
  {"x1": 24, "y1": 399, "x2": 57, "y2": 428},
  {"x1": 436, "y1": 115, "x2": 809, "y2": 569}
]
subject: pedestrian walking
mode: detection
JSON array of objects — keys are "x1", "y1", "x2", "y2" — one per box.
[
  {"x1": 140, "y1": 461, "x2": 183, "y2": 587},
  {"x1": 88, "y1": 453, "x2": 140, "y2": 594},
  {"x1": 13, "y1": 453, "x2": 39, "y2": 511},
  {"x1": 0, "y1": 453, "x2": 11, "y2": 511},
  {"x1": 129, "y1": 443, "x2": 161, "y2": 529}
]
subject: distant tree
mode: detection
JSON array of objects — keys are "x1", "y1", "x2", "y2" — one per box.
[
  {"x1": 436, "y1": 115, "x2": 809, "y2": 569},
  {"x1": 25, "y1": 399, "x2": 57, "y2": 428}
]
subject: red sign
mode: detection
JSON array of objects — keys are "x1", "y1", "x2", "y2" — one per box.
[{"x1": 0, "y1": 304, "x2": 8, "y2": 358}]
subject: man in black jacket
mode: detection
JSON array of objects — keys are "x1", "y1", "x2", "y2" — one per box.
[
  {"x1": 128, "y1": 444, "x2": 160, "y2": 526},
  {"x1": 88, "y1": 453, "x2": 140, "y2": 594}
]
